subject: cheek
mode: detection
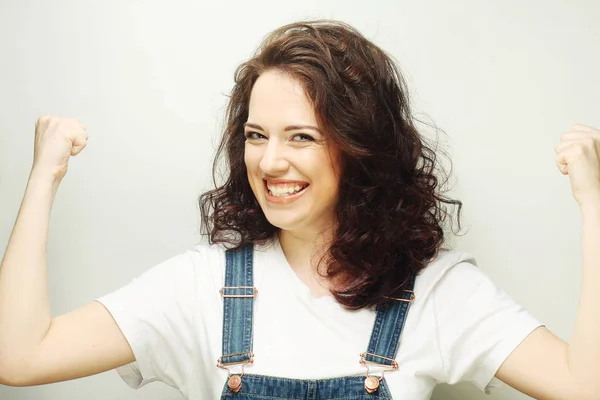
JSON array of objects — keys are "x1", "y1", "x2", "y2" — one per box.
[
  {"x1": 312, "y1": 158, "x2": 340, "y2": 198},
  {"x1": 244, "y1": 148, "x2": 264, "y2": 197},
  {"x1": 325, "y1": 168, "x2": 342, "y2": 201},
  {"x1": 244, "y1": 146, "x2": 260, "y2": 172}
]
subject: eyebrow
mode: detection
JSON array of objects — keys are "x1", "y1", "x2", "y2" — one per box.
[{"x1": 244, "y1": 122, "x2": 321, "y2": 133}]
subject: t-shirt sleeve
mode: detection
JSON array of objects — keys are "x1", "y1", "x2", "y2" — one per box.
[
  {"x1": 95, "y1": 251, "x2": 197, "y2": 390},
  {"x1": 433, "y1": 261, "x2": 544, "y2": 393}
]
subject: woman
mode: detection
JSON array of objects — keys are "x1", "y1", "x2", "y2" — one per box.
[{"x1": 1, "y1": 20, "x2": 599, "y2": 400}]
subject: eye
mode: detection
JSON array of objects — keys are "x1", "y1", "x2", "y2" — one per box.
[
  {"x1": 291, "y1": 133, "x2": 315, "y2": 142},
  {"x1": 245, "y1": 131, "x2": 265, "y2": 140}
]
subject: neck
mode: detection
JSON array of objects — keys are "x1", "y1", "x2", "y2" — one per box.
[{"x1": 278, "y1": 226, "x2": 335, "y2": 289}]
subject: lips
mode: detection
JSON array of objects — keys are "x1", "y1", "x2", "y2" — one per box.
[{"x1": 263, "y1": 179, "x2": 309, "y2": 204}]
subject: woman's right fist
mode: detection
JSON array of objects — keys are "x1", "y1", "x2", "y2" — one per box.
[{"x1": 32, "y1": 116, "x2": 88, "y2": 180}]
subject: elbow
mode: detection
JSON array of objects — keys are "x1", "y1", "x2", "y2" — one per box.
[
  {"x1": 0, "y1": 373, "x2": 34, "y2": 388},
  {"x1": 0, "y1": 358, "x2": 35, "y2": 387},
  {"x1": 573, "y1": 384, "x2": 600, "y2": 400},
  {"x1": 578, "y1": 394, "x2": 600, "y2": 400}
]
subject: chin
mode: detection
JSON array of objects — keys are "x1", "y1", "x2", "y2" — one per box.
[{"x1": 264, "y1": 215, "x2": 303, "y2": 232}]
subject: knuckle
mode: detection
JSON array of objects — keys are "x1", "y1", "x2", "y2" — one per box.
[
  {"x1": 47, "y1": 116, "x2": 61, "y2": 126},
  {"x1": 583, "y1": 137, "x2": 596, "y2": 148},
  {"x1": 36, "y1": 115, "x2": 49, "y2": 127}
]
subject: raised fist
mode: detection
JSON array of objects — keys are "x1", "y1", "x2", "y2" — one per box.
[{"x1": 32, "y1": 116, "x2": 88, "y2": 180}]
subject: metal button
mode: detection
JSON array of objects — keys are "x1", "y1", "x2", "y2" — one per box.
[
  {"x1": 228, "y1": 375, "x2": 242, "y2": 393},
  {"x1": 364, "y1": 376, "x2": 380, "y2": 393}
]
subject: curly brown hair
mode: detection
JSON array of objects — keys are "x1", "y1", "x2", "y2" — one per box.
[{"x1": 199, "y1": 20, "x2": 463, "y2": 310}]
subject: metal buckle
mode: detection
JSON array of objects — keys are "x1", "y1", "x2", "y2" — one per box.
[
  {"x1": 217, "y1": 351, "x2": 255, "y2": 368},
  {"x1": 359, "y1": 351, "x2": 399, "y2": 393},
  {"x1": 219, "y1": 286, "x2": 258, "y2": 298},
  {"x1": 217, "y1": 352, "x2": 254, "y2": 394},
  {"x1": 360, "y1": 352, "x2": 399, "y2": 370}
]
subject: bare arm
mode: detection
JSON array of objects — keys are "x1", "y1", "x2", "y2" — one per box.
[
  {"x1": 0, "y1": 117, "x2": 134, "y2": 386},
  {"x1": 495, "y1": 125, "x2": 600, "y2": 400}
]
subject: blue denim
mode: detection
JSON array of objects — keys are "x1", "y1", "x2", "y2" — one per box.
[
  {"x1": 220, "y1": 375, "x2": 393, "y2": 399},
  {"x1": 218, "y1": 244, "x2": 415, "y2": 399}
]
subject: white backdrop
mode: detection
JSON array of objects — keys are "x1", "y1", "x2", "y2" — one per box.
[{"x1": 1, "y1": 1, "x2": 599, "y2": 399}]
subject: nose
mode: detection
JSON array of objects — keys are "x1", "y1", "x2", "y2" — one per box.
[{"x1": 259, "y1": 139, "x2": 289, "y2": 175}]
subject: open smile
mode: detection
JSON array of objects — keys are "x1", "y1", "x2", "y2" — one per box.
[{"x1": 263, "y1": 180, "x2": 309, "y2": 204}]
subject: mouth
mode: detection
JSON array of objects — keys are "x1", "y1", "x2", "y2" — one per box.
[{"x1": 263, "y1": 180, "x2": 309, "y2": 202}]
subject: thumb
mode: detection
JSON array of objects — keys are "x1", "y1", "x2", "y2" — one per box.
[{"x1": 70, "y1": 134, "x2": 88, "y2": 156}]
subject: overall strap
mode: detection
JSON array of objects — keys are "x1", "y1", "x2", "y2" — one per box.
[
  {"x1": 218, "y1": 243, "x2": 256, "y2": 367},
  {"x1": 362, "y1": 275, "x2": 416, "y2": 368}
]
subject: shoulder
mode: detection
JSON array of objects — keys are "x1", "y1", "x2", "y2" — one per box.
[
  {"x1": 188, "y1": 239, "x2": 274, "y2": 263},
  {"x1": 413, "y1": 248, "x2": 514, "y2": 326},
  {"x1": 134, "y1": 241, "x2": 226, "y2": 282},
  {"x1": 185, "y1": 240, "x2": 227, "y2": 292},
  {"x1": 415, "y1": 249, "x2": 542, "y2": 392},
  {"x1": 414, "y1": 248, "x2": 480, "y2": 301},
  {"x1": 186, "y1": 240, "x2": 278, "y2": 291},
  {"x1": 100, "y1": 241, "x2": 230, "y2": 306}
]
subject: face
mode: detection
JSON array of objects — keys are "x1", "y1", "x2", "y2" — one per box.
[{"x1": 244, "y1": 70, "x2": 340, "y2": 237}]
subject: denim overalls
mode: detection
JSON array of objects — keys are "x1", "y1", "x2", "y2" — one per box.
[{"x1": 217, "y1": 244, "x2": 415, "y2": 399}]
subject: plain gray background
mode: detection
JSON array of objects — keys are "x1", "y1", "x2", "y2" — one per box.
[{"x1": 1, "y1": 0, "x2": 599, "y2": 399}]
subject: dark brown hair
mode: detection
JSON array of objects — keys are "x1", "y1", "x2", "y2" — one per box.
[{"x1": 200, "y1": 20, "x2": 462, "y2": 310}]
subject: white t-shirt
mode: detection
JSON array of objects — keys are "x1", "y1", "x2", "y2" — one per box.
[{"x1": 96, "y1": 240, "x2": 542, "y2": 399}]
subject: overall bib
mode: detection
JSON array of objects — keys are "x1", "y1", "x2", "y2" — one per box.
[{"x1": 217, "y1": 244, "x2": 415, "y2": 400}]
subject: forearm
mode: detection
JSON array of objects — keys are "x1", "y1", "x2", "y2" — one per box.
[
  {"x1": 0, "y1": 170, "x2": 59, "y2": 363},
  {"x1": 567, "y1": 204, "x2": 600, "y2": 392}
]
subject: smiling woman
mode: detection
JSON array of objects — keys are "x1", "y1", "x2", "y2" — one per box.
[
  {"x1": 1, "y1": 18, "x2": 600, "y2": 400},
  {"x1": 199, "y1": 21, "x2": 461, "y2": 310},
  {"x1": 243, "y1": 71, "x2": 340, "y2": 243}
]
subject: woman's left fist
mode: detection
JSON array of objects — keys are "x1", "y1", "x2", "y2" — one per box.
[{"x1": 555, "y1": 124, "x2": 600, "y2": 208}]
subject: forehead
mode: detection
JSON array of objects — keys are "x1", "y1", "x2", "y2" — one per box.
[{"x1": 248, "y1": 70, "x2": 318, "y2": 127}]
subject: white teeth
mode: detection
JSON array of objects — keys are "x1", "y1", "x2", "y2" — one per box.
[{"x1": 267, "y1": 183, "x2": 307, "y2": 197}]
